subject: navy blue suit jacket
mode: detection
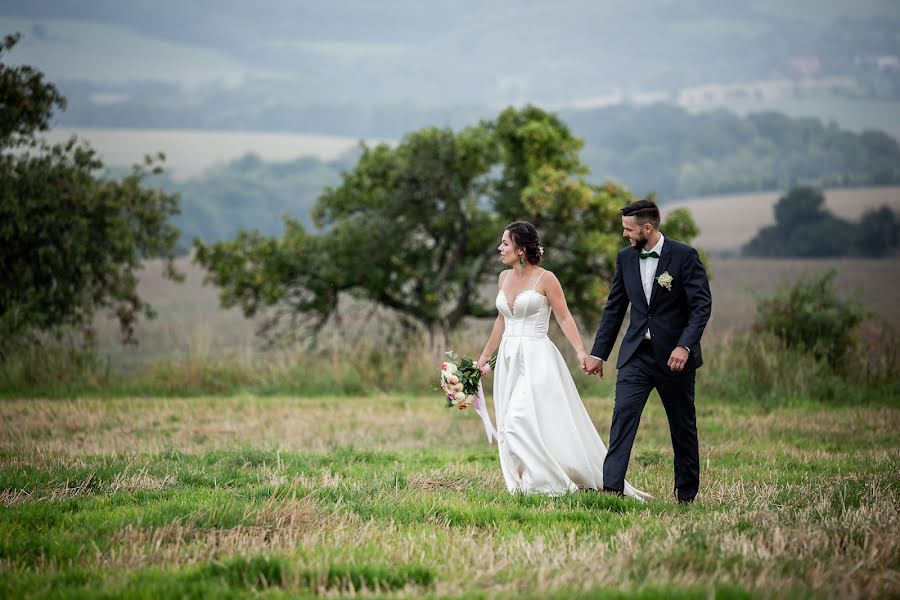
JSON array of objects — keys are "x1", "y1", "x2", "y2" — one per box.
[{"x1": 590, "y1": 238, "x2": 712, "y2": 371}]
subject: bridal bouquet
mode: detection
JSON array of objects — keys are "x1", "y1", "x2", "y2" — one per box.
[
  {"x1": 439, "y1": 351, "x2": 499, "y2": 443},
  {"x1": 439, "y1": 351, "x2": 495, "y2": 410}
]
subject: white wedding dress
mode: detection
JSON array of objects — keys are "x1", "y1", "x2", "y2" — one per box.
[{"x1": 491, "y1": 272, "x2": 651, "y2": 500}]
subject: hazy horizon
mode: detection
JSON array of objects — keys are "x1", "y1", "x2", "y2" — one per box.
[
  {"x1": 3, "y1": 1, "x2": 899, "y2": 204},
  {"x1": 1, "y1": 1, "x2": 898, "y2": 129}
]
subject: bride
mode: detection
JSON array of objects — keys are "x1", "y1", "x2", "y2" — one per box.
[{"x1": 477, "y1": 221, "x2": 651, "y2": 500}]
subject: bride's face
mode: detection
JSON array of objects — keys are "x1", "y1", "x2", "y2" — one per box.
[{"x1": 498, "y1": 230, "x2": 523, "y2": 266}]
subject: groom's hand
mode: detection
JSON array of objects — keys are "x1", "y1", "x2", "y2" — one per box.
[
  {"x1": 668, "y1": 346, "x2": 689, "y2": 372},
  {"x1": 583, "y1": 356, "x2": 604, "y2": 378}
]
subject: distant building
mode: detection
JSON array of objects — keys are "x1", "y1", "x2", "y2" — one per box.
[
  {"x1": 789, "y1": 56, "x2": 821, "y2": 77},
  {"x1": 854, "y1": 54, "x2": 900, "y2": 71},
  {"x1": 876, "y1": 55, "x2": 900, "y2": 71}
]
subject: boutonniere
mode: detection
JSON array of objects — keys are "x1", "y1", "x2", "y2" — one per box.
[{"x1": 656, "y1": 271, "x2": 674, "y2": 291}]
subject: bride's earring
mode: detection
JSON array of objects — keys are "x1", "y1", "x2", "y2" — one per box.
[{"x1": 519, "y1": 256, "x2": 526, "y2": 266}]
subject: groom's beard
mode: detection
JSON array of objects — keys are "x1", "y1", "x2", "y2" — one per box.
[{"x1": 630, "y1": 232, "x2": 648, "y2": 249}]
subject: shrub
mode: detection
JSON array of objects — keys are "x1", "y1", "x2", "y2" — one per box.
[{"x1": 753, "y1": 270, "x2": 866, "y2": 369}]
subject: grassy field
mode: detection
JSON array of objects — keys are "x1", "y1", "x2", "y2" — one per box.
[{"x1": 1, "y1": 394, "x2": 897, "y2": 598}]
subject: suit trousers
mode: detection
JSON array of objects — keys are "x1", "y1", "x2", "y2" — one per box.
[{"x1": 602, "y1": 339, "x2": 700, "y2": 501}]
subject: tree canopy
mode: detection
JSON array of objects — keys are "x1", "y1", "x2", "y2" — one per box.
[
  {"x1": 195, "y1": 106, "x2": 701, "y2": 346},
  {"x1": 743, "y1": 185, "x2": 898, "y2": 258},
  {"x1": 0, "y1": 33, "x2": 182, "y2": 352}
]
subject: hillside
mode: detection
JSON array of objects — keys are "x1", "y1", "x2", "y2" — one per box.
[{"x1": 2, "y1": 1, "x2": 898, "y2": 134}]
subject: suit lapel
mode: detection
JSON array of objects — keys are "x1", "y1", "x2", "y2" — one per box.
[
  {"x1": 626, "y1": 249, "x2": 648, "y2": 309},
  {"x1": 649, "y1": 238, "x2": 672, "y2": 307}
]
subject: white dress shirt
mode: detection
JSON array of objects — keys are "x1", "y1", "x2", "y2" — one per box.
[{"x1": 640, "y1": 234, "x2": 665, "y2": 340}]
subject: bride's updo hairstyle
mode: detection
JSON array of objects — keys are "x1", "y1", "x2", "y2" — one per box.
[{"x1": 505, "y1": 221, "x2": 543, "y2": 266}]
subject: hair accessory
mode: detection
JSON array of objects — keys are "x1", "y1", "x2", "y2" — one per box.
[{"x1": 538, "y1": 245, "x2": 544, "y2": 255}]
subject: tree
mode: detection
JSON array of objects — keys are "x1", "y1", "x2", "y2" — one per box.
[
  {"x1": 744, "y1": 185, "x2": 896, "y2": 257},
  {"x1": 0, "y1": 33, "x2": 182, "y2": 353},
  {"x1": 771, "y1": 185, "x2": 828, "y2": 231},
  {"x1": 855, "y1": 206, "x2": 899, "y2": 257},
  {"x1": 196, "y1": 124, "x2": 501, "y2": 349},
  {"x1": 745, "y1": 186, "x2": 843, "y2": 257},
  {"x1": 195, "y1": 106, "x2": 701, "y2": 348}
]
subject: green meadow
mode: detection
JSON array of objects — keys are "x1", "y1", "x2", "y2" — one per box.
[{"x1": 1, "y1": 393, "x2": 897, "y2": 598}]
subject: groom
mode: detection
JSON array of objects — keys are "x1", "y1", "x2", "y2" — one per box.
[{"x1": 582, "y1": 199, "x2": 711, "y2": 503}]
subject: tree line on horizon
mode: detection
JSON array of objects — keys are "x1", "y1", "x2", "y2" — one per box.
[{"x1": 139, "y1": 104, "x2": 900, "y2": 248}]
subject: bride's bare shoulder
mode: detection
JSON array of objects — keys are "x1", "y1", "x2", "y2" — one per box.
[
  {"x1": 498, "y1": 270, "x2": 512, "y2": 286},
  {"x1": 539, "y1": 268, "x2": 559, "y2": 282},
  {"x1": 537, "y1": 269, "x2": 562, "y2": 291}
]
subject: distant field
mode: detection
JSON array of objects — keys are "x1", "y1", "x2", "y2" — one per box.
[
  {"x1": 92, "y1": 253, "x2": 900, "y2": 375},
  {"x1": 703, "y1": 257, "x2": 900, "y2": 339},
  {"x1": 41, "y1": 127, "x2": 375, "y2": 181},
  {"x1": 666, "y1": 186, "x2": 900, "y2": 252}
]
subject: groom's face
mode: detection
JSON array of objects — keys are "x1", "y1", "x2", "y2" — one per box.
[{"x1": 622, "y1": 216, "x2": 649, "y2": 249}]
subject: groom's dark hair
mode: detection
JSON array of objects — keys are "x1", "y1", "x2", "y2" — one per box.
[{"x1": 621, "y1": 199, "x2": 660, "y2": 228}]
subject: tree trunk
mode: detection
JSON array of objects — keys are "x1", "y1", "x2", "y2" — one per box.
[{"x1": 427, "y1": 321, "x2": 449, "y2": 357}]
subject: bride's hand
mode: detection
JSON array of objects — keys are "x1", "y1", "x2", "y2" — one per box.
[
  {"x1": 477, "y1": 355, "x2": 492, "y2": 374},
  {"x1": 578, "y1": 352, "x2": 595, "y2": 375}
]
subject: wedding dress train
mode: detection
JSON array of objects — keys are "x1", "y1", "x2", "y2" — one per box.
[{"x1": 491, "y1": 273, "x2": 651, "y2": 500}]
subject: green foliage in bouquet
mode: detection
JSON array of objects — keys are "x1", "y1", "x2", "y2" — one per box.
[{"x1": 440, "y1": 351, "x2": 496, "y2": 409}]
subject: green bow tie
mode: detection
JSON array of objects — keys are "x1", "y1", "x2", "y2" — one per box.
[{"x1": 639, "y1": 251, "x2": 659, "y2": 259}]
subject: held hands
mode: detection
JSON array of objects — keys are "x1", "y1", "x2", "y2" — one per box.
[
  {"x1": 582, "y1": 355, "x2": 604, "y2": 378},
  {"x1": 579, "y1": 346, "x2": 688, "y2": 377}
]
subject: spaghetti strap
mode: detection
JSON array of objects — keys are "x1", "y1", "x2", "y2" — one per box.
[{"x1": 531, "y1": 269, "x2": 546, "y2": 290}]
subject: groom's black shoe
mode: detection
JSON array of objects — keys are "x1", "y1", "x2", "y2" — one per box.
[
  {"x1": 601, "y1": 486, "x2": 625, "y2": 497},
  {"x1": 675, "y1": 489, "x2": 695, "y2": 504}
]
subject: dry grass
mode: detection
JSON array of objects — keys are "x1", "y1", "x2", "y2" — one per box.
[
  {"x1": 1, "y1": 396, "x2": 897, "y2": 463},
  {"x1": 0, "y1": 394, "x2": 898, "y2": 597},
  {"x1": 0, "y1": 395, "x2": 477, "y2": 458}
]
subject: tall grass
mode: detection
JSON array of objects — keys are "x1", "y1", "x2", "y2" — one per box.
[
  {"x1": 0, "y1": 326, "x2": 466, "y2": 397},
  {"x1": 2, "y1": 321, "x2": 895, "y2": 406},
  {"x1": 709, "y1": 319, "x2": 898, "y2": 404},
  {"x1": 0, "y1": 334, "x2": 111, "y2": 395}
]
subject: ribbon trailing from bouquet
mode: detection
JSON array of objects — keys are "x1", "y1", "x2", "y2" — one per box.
[{"x1": 472, "y1": 381, "x2": 497, "y2": 443}]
